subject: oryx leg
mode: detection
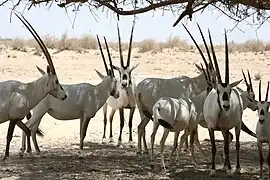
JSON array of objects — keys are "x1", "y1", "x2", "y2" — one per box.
[
  {"x1": 20, "y1": 108, "x2": 47, "y2": 157},
  {"x1": 79, "y1": 116, "x2": 91, "y2": 158},
  {"x1": 221, "y1": 129, "x2": 232, "y2": 177},
  {"x1": 160, "y1": 129, "x2": 169, "y2": 171},
  {"x1": 16, "y1": 120, "x2": 31, "y2": 157},
  {"x1": 208, "y1": 128, "x2": 216, "y2": 177},
  {"x1": 183, "y1": 135, "x2": 189, "y2": 152},
  {"x1": 258, "y1": 141, "x2": 264, "y2": 180},
  {"x1": 193, "y1": 128, "x2": 207, "y2": 160},
  {"x1": 150, "y1": 121, "x2": 159, "y2": 162},
  {"x1": 117, "y1": 108, "x2": 124, "y2": 147},
  {"x1": 235, "y1": 123, "x2": 241, "y2": 174},
  {"x1": 169, "y1": 131, "x2": 180, "y2": 161},
  {"x1": 109, "y1": 109, "x2": 116, "y2": 143},
  {"x1": 176, "y1": 129, "x2": 190, "y2": 164},
  {"x1": 3, "y1": 120, "x2": 17, "y2": 160},
  {"x1": 128, "y1": 107, "x2": 135, "y2": 147},
  {"x1": 102, "y1": 103, "x2": 108, "y2": 144},
  {"x1": 137, "y1": 116, "x2": 150, "y2": 155}
]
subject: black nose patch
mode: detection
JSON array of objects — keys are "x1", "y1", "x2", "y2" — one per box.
[
  {"x1": 260, "y1": 109, "x2": 265, "y2": 116},
  {"x1": 122, "y1": 74, "x2": 127, "y2": 80},
  {"x1": 222, "y1": 92, "x2": 229, "y2": 101}
]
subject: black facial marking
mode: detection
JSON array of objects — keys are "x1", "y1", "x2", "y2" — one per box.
[
  {"x1": 222, "y1": 92, "x2": 229, "y2": 101},
  {"x1": 260, "y1": 109, "x2": 265, "y2": 116},
  {"x1": 221, "y1": 83, "x2": 228, "y2": 88},
  {"x1": 122, "y1": 74, "x2": 127, "y2": 80}
]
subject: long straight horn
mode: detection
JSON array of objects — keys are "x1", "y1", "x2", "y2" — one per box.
[
  {"x1": 241, "y1": 69, "x2": 248, "y2": 87},
  {"x1": 200, "y1": 63, "x2": 208, "y2": 82},
  {"x1": 247, "y1": 70, "x2": 253, "y2": 91},
  {"x1": 126, "y1": 19, "x2": 135, "y2": 68},
  {"x1": 225, "y1": 29, "x2": 229, "y2": 84},
  {"x1": 103, "y1": 37, "x2": 115, "y2": 76},
  {"x1": 96, "y1": 35, "x2": 109, "y2": 74},
  {"x1": 265, "y1": 81, "x2": 270, "y2": 101},
  {"x1": 196, "y1": 23, "x2": 214, "y2": 70},
  {"x1": 14, "y1": 13, "x2": 56, "y2": 75},
  {"x1": 117, "y1": 23, "x2": 124, "y2": 68},
  {"x1": 259, "y1": 80, "x2": 262, "y2": 101},
  {"x1": 182, "y1": 24, "x2": 208, "y2": 70},
  {"x1": 208, "y1": 29, "x2": 222, "y2": 84}
]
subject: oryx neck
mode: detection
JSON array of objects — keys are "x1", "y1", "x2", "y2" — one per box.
[
  {"x1": 95, "y1": 76, "x2": 113, "y2": 105},
  {"x1": 26, "y1": 74, "x2": 49, "y2": 110}
]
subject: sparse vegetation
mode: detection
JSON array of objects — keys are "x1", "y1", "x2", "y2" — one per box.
[
  {"x1": 1, "y1": 33, "x2": 270, "y2": 54},
  {"x1": 254, "y1": 72, "x2": 262, "y2": 81}
]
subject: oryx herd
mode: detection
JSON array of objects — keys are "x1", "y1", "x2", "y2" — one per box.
[{"x1": 1, "y1": 12, "x2": 270, "y2": 179}]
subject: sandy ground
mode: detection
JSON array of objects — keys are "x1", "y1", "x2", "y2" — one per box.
[{"x1": 0, "y1": 46, "x2": 269, "y2": 179}]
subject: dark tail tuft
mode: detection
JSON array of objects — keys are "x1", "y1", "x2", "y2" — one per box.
[
  {"x1": 241, "y1": 121, "x2": 256, "y2": 138},
  {"x1": 36, "y1": 128, "x2": 45, "y2": 137},
  {"x1": 26, "y1": 112, "x2": 32, "y2": 120}
]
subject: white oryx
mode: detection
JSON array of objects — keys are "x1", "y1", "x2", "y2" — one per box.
[
  {"x1": 97, "y1": 20, "x2": 139, "y2": 147},
  {"x1": 201, "y1": 29, "x2": 244, "y2": 177},
  {"x1": 150, "y1": 63, "x2": 212, "y2": 170},
  {"x1": 135, "y1": 23, "x2": 256, "y2": 155},
  {"x1": 19, "y1": 35, "x2": 119, "y2": 158},
  {"x1": 0, "y1": 13, "x2": 67, "y2": 160},
  {"x1": 255, "y1": 80, "x2": 270, "y2": 180}
]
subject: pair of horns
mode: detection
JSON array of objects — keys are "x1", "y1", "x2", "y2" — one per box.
[
  {"x1": 242, "y1": 70, "x2": 253, "y2": 92},
  {"x1": 259, "y1": 80, "x2": 270, "y2": 102},
  {"x1": 183, "y1": 23, "x2": 230, "y2": 85},
  {"x1": 117, "y1": 19, "x2": 135, "y2": 69},
  {"x1": 96, "y1": 35, "x2": 114, "y2": 76},
  {"x1": 14, "y1": 12, "x2": 56, "y2": 75},
  {"x1": 200, "y1": 63, "x2": 212, "y2": 87}
]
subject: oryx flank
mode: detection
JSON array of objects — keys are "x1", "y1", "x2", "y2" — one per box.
[
  {"x1": 200, "y1": 28, "x2": 243, "y2": 177},
  {"x1": 256, "y1": 80, "x2": 270, "y2": 180},
  {"x1": 0, "y1": 13, "x2": 67, "y2": 160},
  {"x1": 150, "y1": 63, "x2": 212, "y2": 170},
  {"x1": 20, "y1": 35, "x2": 119, "y2": 158},
  {"x1": 96, "y1": 20, "x2": 139, "y2": 147}
]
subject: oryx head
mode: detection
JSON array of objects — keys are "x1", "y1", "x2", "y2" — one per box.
[
  {"x1": 113, "y1": 20, "x2": 139, "y2": 89},
  {"x1": 257, "y1": 80, "x2": 270, "y2": 123},
  {"x1": 241, "y1": 70, "x2": 257, "y2": 111},
  {"x1": 96, "y1": 35, "x2": 119, "y2": 99},
  {"x1": 183, "y1": 23, "x2": 242, "y2": 111},
  {"x1": 15, "y1": 13, "x2": 67, "y2": 101},
  {"x1": 209, "y1": 30, "x2": 242, "y2": 111}
]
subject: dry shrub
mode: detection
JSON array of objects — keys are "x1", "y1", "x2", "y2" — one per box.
[
  {"x1": 163, "y1": 36, "x2": 190, "y2": 51},
  {"x1": 56, "y1": 32, "x2": 71, "y2": 50},
  {"x1": 138, "y1": 39, "x2": 156, "y2": 53},
  {"x1": 79, "y1": 34, "x2": 97, "y2": 49},
  {"x1": 254, "y1": 72, "x2": 261, "y2": 81},
  {"x1": 10, "y1": 38, "x2": 27, "y2": 52},
  {"x1": 242, "y1": 40, "x2": 264, "y2": 52},
  {"x1": 265, "y1": 42, "x2": 270, "y2": 51}
]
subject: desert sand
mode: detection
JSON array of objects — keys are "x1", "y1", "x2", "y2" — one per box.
[{"x1": 0, "y1": 46, "x2": 268, "y2": 179}]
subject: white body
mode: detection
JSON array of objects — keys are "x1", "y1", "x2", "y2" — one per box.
[
  {"x1": 20, "y1": 75, "x2": 118, "y2": 157},
  {"x1": 151, "y1": 90, "x2": 209, "y2": 170}
]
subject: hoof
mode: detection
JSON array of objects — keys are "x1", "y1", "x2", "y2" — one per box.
[
  {"x1": 235, "y1": 168, "x2": 241, "y2": 174},
  {"x1": 109, "y1": 137, "x2": 114, "y2": 143},
  {"x1": 19, "y1": 151, "x2": 24, "y2": 158},
  {"x1": 222, "y1": 166, "x2": 228, "y2": 172},
  {"x1": 209, "y1": 169, "x2": 216, "y2": 177},
  {"x1": 142, "y1": 151, "x2": 149, "y2": 155},
  {"x1": 128, "y1": 141, "x2": 135, "y2": 148},
  {"x1": 78, "y1": 150, "x2": 85, "y2": 159},
  {"x1": 116, "y1": 140, "x2": 123, "y2": 147},
  {"x1": 227, "y1": 169, "x2": 234, "y2": 177},
  {"x1": 102, "y1": 138, "x2": 106, "y2": 144}
]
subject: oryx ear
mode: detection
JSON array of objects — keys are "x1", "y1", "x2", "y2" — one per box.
[
  {"x1": 112, "y1": 65, "x2": 121, "y2": 71},
  {"x1": 36, "y1": 65, "x2": 46, "y2": 75},
  {"x1": 236, "y1": 87, "x2": 244, "y2": 94},
  {"x1": 195, "y1": 63, "x2": 203, "y2": 72},
  {"x1": 230, "y1": 79, "x2": 243, "y2": 87},
  {"x1": 95, "y1": 69, "x2": 105, "y2": 79},
  {"x1": 46, "y1": 65, "x2": 51, "y2": 74},
  {"x1": 130, "y1": 63, "x2": 139, "y2": 72}
]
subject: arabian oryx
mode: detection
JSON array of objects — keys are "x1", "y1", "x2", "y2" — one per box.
[
  {"x1": 255, "y1": 80, "x2": 270, "y2": 180},
  {"x1": 0, "y1": 13, "x2": 67, "y2": 160},
  {"x1": 200, "y1": 28, "x2": 245, "y2": 177},
  {"x1": 150, "y1": 63, "x2": 213, "y2": 170},
  {"x1": 19, "y1": 35, "x2": 119, "y2": 158},
  {"x1": 96, "y1": 20, "x2": 139, "y2": 147},
  {"x1": 135, "y1": 23, "x2": 256, "y2": 156}
]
